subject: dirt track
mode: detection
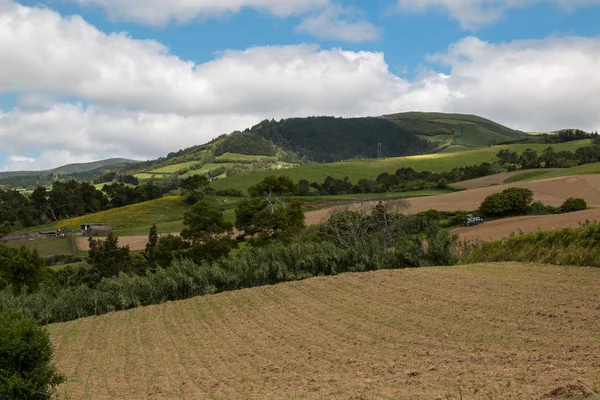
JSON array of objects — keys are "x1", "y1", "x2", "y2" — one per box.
[
  {"x1": 451, "y1": 208, "x2": 600, "y2": 242},
  {"x1": 48, "y1": 263, "x2": 600, "y2": 399}
]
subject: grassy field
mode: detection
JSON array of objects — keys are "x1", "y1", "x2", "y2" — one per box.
[
  {"x1": 47, "y1": 263, "x2": 600, "y2": 399},
  {"x1": 148, "y1": 161, "x2": 200, "y2": 174},
  {"x1": 133, "y1": 173, "x2": 167, "y2": 180},
  {"x1": 179, "y1": 163, "x2": 235, "y2": 178},
  {"x1": 21, "y1": 196, "x2": 190, "y2": 233},
  {"x1": 2, "y1": 237, "x2": 73, "y2": 257},
  {"x1": 505, "y1": 162, "x2": 600, "y2": 183},
  {"x1": 212, "y1": 140, "x2": 591, "y2": 193},
  {"x1": 215, "y1": 153, "x2": 276, "y2": 162}
]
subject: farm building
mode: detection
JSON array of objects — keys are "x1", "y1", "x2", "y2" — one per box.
[{"x1": 80, "y1": 223, "x2": 112, "y2": 237}]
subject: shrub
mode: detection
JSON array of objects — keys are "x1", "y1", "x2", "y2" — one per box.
[
  {"x1": 0, "y1": 311, "x2": 64, "y2": 399},
  {"x1": 479, "y1": 187, "x2": 534, "y2": 217},
  {"x1": 559, "y1": 198, "x2": 587, "y2": 213},
  {"x1": 527, "y1": 201, "x2": 551, "y2": 215}
]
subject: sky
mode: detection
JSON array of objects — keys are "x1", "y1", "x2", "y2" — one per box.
[{"x1": 1, "y1": 0, "x2": 600, "y2": 171}]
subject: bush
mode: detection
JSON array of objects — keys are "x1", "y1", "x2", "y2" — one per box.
[
  {"x1": 461, "y1": 222, "x2": 600, "y2": 267},
  {"x1": 0, "y1": 312, "x2": 64, "y2": 399},
  {"x1": 527, "y1": 201, "x2": 551, "y2": 215},
  {"x1": 479, "y1": 187, "x2": 534, "y2": 217},
  {"x1": 559, "y1": 198, "x2": 587, "y2": 213}
]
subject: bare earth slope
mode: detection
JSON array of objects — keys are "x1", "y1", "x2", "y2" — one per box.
[
  {"x1": 450, "y1": 169, "x2": 560, "y2": 190},
  {"x1": 452, "y1": 208, "x2": 600, "y2": 242},
  {"x1": 48, "y1": 263, "x2": 600, "y2": 400},
  {"x1": 305, "y1": 174, "x2": 600, "y2": 225}
]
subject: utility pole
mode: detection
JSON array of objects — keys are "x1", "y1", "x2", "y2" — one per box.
[{"x1": 377, "y1": 142, "x2": 382, "y2": 158}]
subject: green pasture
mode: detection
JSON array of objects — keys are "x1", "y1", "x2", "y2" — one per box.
[{"x1": 212, "y1": 140, "x2": 591, "y2": 193}]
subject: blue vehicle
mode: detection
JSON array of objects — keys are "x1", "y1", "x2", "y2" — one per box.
[{"x1": 464, "y1": 214, "x2": 484, "y2": 227}]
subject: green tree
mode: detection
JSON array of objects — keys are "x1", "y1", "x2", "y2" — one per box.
[
  {"x1": 0, "y1": 311, "x2": 65, "y2": 399},
  {"x1": 235, "y1": 181, "x2": 305, "y2": 245},
  {"x1": 519, "y1": 148, "x2": 540, "y2": 169},
  {"x1": 181, "y1": 201, "x2": 237, "y2": 262},
  {"x1": 181, "y1": 201, "x2": 233, "y2": 243},
  {"x1": 479, "y1": 187, "x2": 534, "y2": 217},
  {"x1": 0, "y1": 221, "x2": 12, "y2": 238},
  {"x1": 247, "y1": 175, "x2": 298, "y2": 198},
  {"x1": 0, "y1": 245, "x2": 46, "y2": 295},
  {"x1": 87, "y1": 233, "x2": 132, "y2": 278},
  {"x1": 145, "y1": 224, "x2": 159, "y2": 271},
  {"x1": 153, "y1": 235, "x2": 190, "y2": 267},
  {"x1": 180, "y1": 175, "x2": 212, "y2": 204}
]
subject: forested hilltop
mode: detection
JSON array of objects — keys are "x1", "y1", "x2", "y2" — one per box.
[
  {"x1": 248, "y1": 116, "x2": 434, "y2": 162},
  {"x1": 0, "y1": 113, "x2": 537, "y2": 190}
]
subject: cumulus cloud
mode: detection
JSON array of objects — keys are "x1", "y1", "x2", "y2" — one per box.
[
  {"x1": 396, "y1": 0, "x2": 600, "y2": 29},
  {"x1": 295, "y1": 4, "x2": 381, "y2": 42},
  {"x1": 68, "y1": 0, "x2": 330, "y2": 25},
  {"x1": 60, "y1": 0, "x2": 379, "y2": 42},
  {"x1": 1, "y1": 2, "x2": 600, "y2": 171}
]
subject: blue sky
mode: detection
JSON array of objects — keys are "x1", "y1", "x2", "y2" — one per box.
[{"x1": 1, "y1": 0, "x2": 600, "y2": 170}]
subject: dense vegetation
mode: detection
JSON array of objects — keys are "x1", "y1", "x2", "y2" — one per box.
[
  {"x1": 250, "y1": 117, "x2": 434, "y2": 163},
  {"x1": 0, "y1": 180, "x2": 170, "y2": 232},
  {"x1": 0, "y1": 175, "x2": 464, "y2": 324},
  {"x1": 214, "y1": 131, "x2": 277, "y2": 157},
  {"x1": 463, "y1": 222, "x2": 600, "y2": 267},
  {"x1": 0, "y1": 312, "x2": 64, "y2": 399}
]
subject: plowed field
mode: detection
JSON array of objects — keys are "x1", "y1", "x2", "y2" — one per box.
[
  {"x1": 452, "y1": 208, "x2": 600, "y2": 242},
  {"x1": 304, "y1": 174, "x2": 600, "y2": 225},
  {"x1": 48, "y1": 263, "x2": 600, "y2": 399}
]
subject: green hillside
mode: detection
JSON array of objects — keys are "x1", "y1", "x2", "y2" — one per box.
[
  {"x1": 0, "y1": 158, "x2": 138, "y2": 178},
  {"x1": 381, "y1": 112, "x2": 528, "y2": 151},
  {"x1": 504, "y1": 161, "x2": 600, "y2": 183},
  {"x1": 248, "y1": 116, "x2": 433, "y2": 162},
  {"x1": 212, "y1": 140, "x2": 590, "y2": 193}
]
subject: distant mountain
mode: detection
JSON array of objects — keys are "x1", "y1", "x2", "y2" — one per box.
[
  {"x1": 381, "y1": 112, "x2": 529, "y2": 152},
  {"x1": 0, "y1": 158, "x2": 139, "y2": 178}
]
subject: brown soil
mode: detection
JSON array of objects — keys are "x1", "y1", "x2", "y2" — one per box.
[
  {"x1": 450, "y1": 169, "x2": 560, "y2": 190},
  {"x1": 305, "y1": 174, "x2": 600, "y2": 225},
  {"x1": 451, "y1": 208, "x2": 600, "y2": 242},
  {"x1": 47, "y1": 263, "x2": 600, "y2": 399}
]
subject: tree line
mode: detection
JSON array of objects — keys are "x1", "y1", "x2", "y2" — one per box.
[
  {"x1": 0, "y1": 180, "x2": 172, "y2": 231},
  {"x1": 296, "y1": 141, "x2": 600, "y2": 196}
]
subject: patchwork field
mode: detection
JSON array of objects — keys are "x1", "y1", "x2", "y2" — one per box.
[
  {"x1": 304, "y1": 174, "x2": 600, "y2": 226},
  {"x1": 47, "y1": 263, "x2": 600, "y2": 399},
  {"x1": 211, "y1": 141, "x2": 590, "y2": 193}
]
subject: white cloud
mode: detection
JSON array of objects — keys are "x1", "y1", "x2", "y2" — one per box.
[
  {"x1": 295, "y1": 4, "x2": 381, "y2": 42},
  {"x1": 0, "y1": 3, "x2": 388, "y2": 114},
  {"x1": 396, "y1": 0, "x2": 600, "y2": 29},
  {"x1": 60, "y1": 0, "x2": 379, "y2": 42},
  {"x1": 67, "y1": 0, "x2": 329, "y2": 25},
  {"x1": 1, "y1": 2, "x2": 600, "y2": 171}
]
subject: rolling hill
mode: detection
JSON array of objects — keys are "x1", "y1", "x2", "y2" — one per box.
[
  {"x1": 211, "y1": 140, "x2": 590, "y2": 193},
  {"x1": 381, "y1": 111, "x2": 529, "y2": 151},
  {"x1": 0, "y1": 158, "x2": 138, "y2": 178}
]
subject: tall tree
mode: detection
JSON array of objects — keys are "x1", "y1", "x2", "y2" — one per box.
[{"x1": 180, "y1": 175, "x2": 212, "y2": 204}]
